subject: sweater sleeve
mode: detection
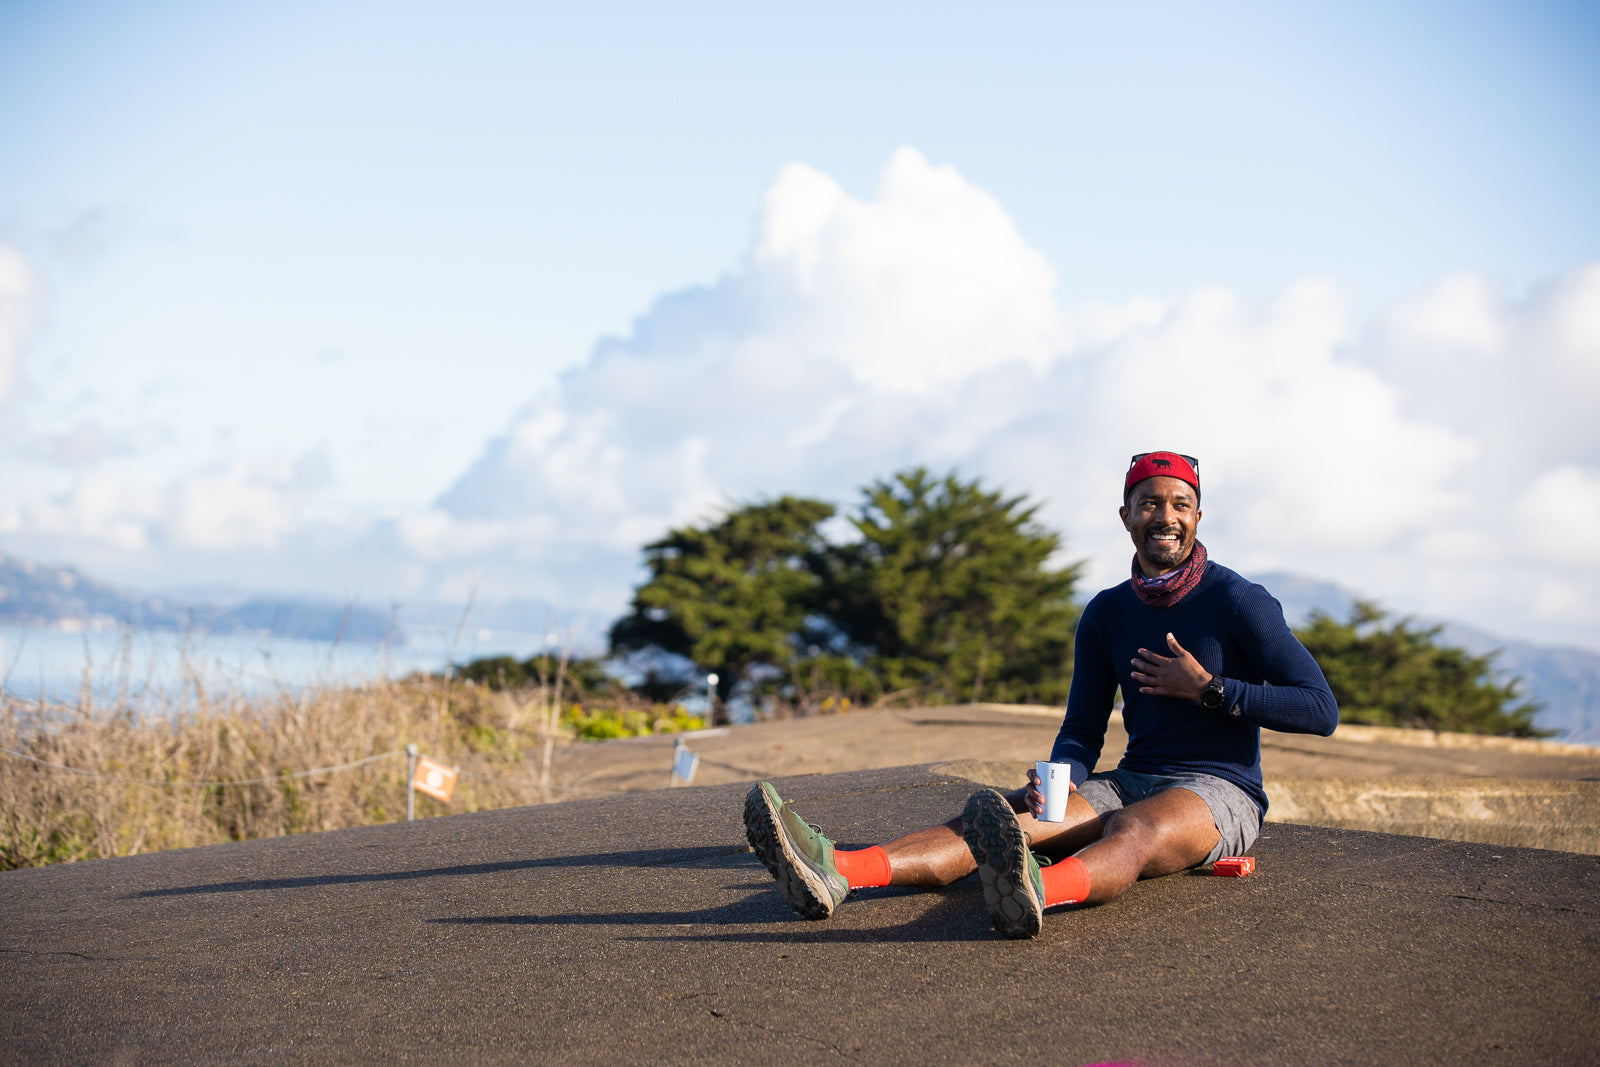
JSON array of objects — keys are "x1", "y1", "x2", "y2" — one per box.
[
  {"x1": 1214, "y1": 583, "x2": 1339, "y2": 736},
  {"x1": 1049, "y1": 602, "x2": 1118, "y2": 784}
]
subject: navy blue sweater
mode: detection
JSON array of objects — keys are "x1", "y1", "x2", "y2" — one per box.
[{"x1": 1049, "y1": 562, "x2": 1338, "y2": 814}]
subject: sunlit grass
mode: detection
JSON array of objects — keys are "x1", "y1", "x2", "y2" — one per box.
[{"x1": 0, "y1": 655, "x2": 704, "y2": 870}]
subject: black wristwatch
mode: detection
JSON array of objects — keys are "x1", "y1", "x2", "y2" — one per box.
[{"x1": 1199, "y1": 675, "x2": 1227, "y2": 710}]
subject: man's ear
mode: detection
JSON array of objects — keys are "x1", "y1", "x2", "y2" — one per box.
[{"x1": 1119, "y1": 504, "x2": 1131, "y2": 531}]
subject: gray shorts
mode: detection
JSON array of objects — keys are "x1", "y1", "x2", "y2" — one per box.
[{"x1": 1076, "y1": 768, "x2": 1263, "y2": 866}]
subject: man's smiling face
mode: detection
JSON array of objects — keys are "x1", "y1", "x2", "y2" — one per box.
[{"x1": 1120, "y1": 476, "x2": 1201, "y2": 577}]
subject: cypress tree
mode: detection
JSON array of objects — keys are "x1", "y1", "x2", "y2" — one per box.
[{"x1": 1295, "y1": 600, "x2": 1546, "y2": 737}]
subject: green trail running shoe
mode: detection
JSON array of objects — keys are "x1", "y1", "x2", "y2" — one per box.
[
  {"x1": 743, "y1": 781, "x2": 849, "y2": 920},
  {"x1": 962, "y1": 787, "x2": 1046, "y2": 939}
]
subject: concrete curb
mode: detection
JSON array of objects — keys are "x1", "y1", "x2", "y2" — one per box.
[
  {"x1": 1265, "y1": 774, "x2": 1600, "y2": 854},
  {"x1": 931, "y1": 759, "x2": 1600, "y2": 855},
  {"x1": 1330, "y1": 723, "x2": 1600, "y2": 757}
]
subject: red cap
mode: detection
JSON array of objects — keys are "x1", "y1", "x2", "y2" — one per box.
[{"x1": 1125, "y1": 452, "x2": 1200, "y2": 498}]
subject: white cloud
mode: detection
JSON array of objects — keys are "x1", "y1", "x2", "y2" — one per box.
[
  {"x1": 1369, "y1": 265, "x2": 1600, "y2": 469},
  {"x1": 0, "y1": 243, "x2": 35, "y2": 407},
  {"x1": 436, "y1": 148, "x2": 1070, "y2": 571},
  {"x1": 20, "y1": 467, "x2": 162, "y2": 552},
  {"x1": 749, "y1": 151, "x2": 1065, "y2": 392},
  {"x1": 5, "y1": 452, "x2": 331, "y2": 555},
  {"x1": 1515, "y1": 465, "x2": 1600, "y2": 562},
  {"x1": 169, "y1": 461, "x2": 301, "y2": 551},
  {"x1": 430, "y1": 148, "x2": 1600, "y2": 648},
  {"x1": 1378, "y1": 271, "x2": 1506, "y2": 357}
]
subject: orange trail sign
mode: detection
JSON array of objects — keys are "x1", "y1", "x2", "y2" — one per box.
[{"x1": 412, "y1": 757, "x2": 458, "y2": 803}]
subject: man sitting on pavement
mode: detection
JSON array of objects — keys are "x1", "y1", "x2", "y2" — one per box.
[{"x1": 744, "y1": 451, "x2": 1340, "y2": 938}]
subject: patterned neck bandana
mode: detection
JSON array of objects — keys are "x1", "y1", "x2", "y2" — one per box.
[{"x1": 1131, "y1": 541, "x2": 1208, "y2": 607}]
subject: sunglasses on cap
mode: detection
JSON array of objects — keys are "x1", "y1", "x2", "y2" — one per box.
[{"x1": 1129, "y1": 452, "x2": 1199, "y2": 472}]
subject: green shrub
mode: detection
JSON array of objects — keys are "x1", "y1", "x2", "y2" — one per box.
[{"x1": 560, "y1": 703, "x2": 706, "y2": 740}]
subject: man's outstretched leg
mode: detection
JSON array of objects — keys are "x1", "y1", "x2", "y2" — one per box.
[{"x1": 962, "y1": 784, "x2": 1223, "y2": 938}]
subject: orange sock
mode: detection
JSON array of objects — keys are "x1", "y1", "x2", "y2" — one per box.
[
  {"x1": 833, "y1": 845, "x2": 892, "y2": 888},
  {"x1": 1040, "y1": 856, "x2": 1091, "y2": 907}
]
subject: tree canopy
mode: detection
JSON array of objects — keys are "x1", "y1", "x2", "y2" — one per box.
[
  {"x1": 1294, "y1": 600, "x2": 1547, "y2": 737},
  {"x1": 608, "y1": 469, "x2": 1084, "y2": 710},
  {"x1": 829, "y1": 469, "x2": 1082, "y2": 704},
  {"x1": 453, "y1": 653, "x2": 609, "y2": 695},
  {"x1": 608, "y1": 495, "x2": 837, "y2": 708}
]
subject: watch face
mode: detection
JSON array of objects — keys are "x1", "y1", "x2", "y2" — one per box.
[{"x1": 1202, "y1": 683, "x2": 1225, "y2": 709}]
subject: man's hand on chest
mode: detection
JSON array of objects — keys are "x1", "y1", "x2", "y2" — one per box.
[{"x1": 1130, "y1": 632, "x2": 1214, "y2": 702}]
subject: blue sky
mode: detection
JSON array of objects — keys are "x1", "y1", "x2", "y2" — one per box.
[{"x1": 0, "y1": 1, "x2": 1597, "y2": 648}]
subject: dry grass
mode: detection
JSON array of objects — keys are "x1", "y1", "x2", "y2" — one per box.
[{"x1": 0, "y1": 664, "x2": 676, "y2": 871}]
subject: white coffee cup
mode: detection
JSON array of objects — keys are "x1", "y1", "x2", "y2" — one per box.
[{"x1": 1035, "y1": 761, "x2": 1075, "y2": 822}]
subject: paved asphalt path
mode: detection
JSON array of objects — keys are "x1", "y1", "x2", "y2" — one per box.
[{"x1": 4, "y1": 764, "x2": 1598, "y2": 1065}]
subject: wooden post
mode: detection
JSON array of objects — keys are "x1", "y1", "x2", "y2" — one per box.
[{"x1": 406, "y1": 743, "x2": 418, "y2": 820}]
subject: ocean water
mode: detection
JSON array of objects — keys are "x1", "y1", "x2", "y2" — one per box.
[{"x1": 0, "y1": 624, "x2": 554, "y2": 710}]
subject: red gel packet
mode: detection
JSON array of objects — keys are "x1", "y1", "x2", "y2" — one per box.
[{"x1": 1213, "y1": 856, "x2": 1255, "y2": 877}]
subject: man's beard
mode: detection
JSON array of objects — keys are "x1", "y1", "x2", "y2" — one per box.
[{"x1": 1143, "y1": 526, "x2": 1190, "y2": 569}]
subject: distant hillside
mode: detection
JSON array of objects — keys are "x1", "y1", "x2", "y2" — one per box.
[
  {"x1": 0, "y1": 555, "x2": 402, "y2": 645},
  {"x1": 202, "y1": 599, "x2": 401, "y2": 644},
  {"x1": 0, "y1": 555, "x2": 188, "y2": 631},
  {"x1": 1255, "y1": 571, "x2": 1600, "y2": 744}
]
